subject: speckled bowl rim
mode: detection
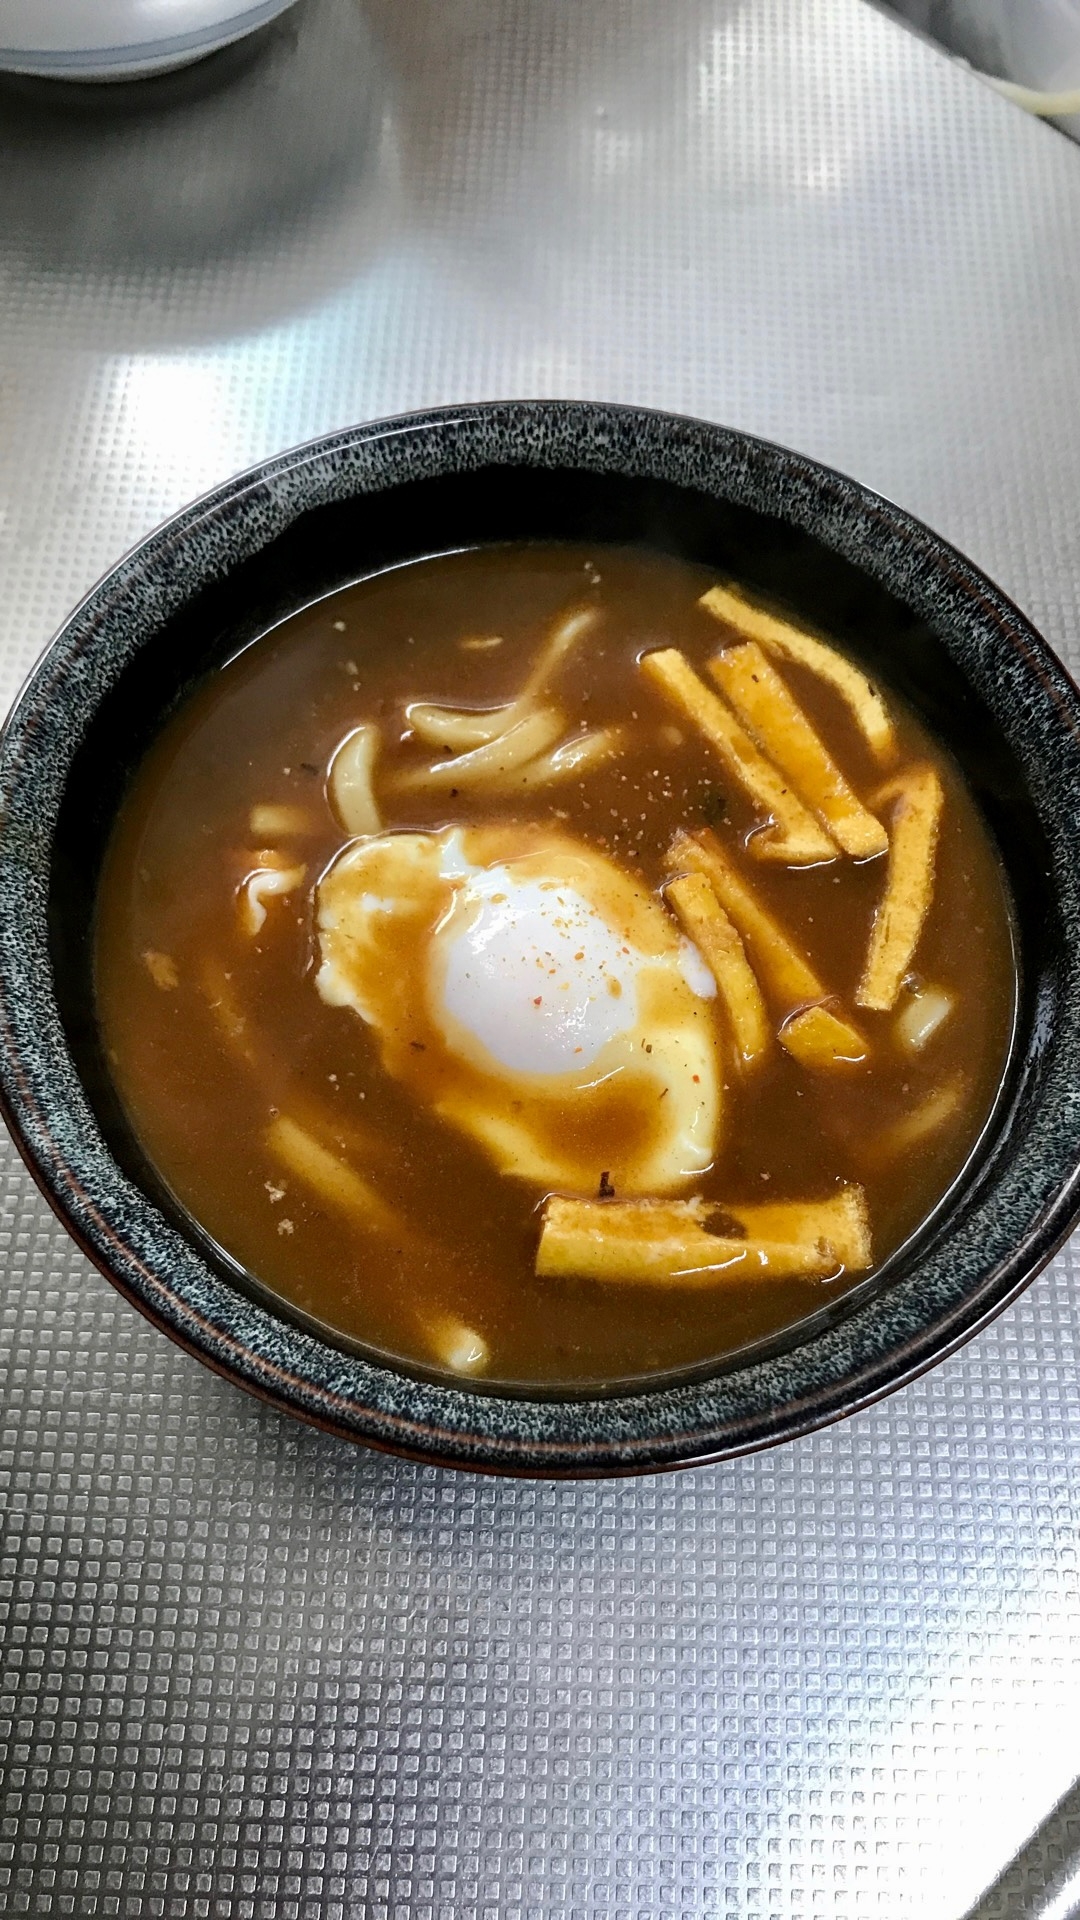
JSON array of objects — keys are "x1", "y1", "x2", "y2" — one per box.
[{"x1": 2, "y1": 399, "x2": 1080, "y2": 1477}]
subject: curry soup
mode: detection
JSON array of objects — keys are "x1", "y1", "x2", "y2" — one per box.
[{"x1": 94, "y1": 544, "x2": 1016, "y2": 1387}]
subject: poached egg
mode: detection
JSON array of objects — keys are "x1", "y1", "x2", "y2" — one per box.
[{"x1": 315, "y1": 823, "x2": 721, "y2": 1194}]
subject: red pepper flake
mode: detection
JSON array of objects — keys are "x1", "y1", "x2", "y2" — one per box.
[{"x1": 533, "y1": 996, "x2": 542, "y2": 1006}]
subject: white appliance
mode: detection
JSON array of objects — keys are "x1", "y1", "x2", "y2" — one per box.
[{"x1": 0, "y1": 0, "x2": 300, "y2": 79}]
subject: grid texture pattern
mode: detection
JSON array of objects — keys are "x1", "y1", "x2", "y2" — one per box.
[{"x1": 3, "y1": 1, "x2": 1080, "y2": 1913}]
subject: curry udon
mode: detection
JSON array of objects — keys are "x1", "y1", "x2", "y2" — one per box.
[{"x1": 94, "y1": 546, "x2": 1015, "y2": 1387}]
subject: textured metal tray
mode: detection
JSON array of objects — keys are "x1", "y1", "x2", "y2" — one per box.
[{"x1": 3, "y1": 1, "x2": 1080, "y2": 1913}]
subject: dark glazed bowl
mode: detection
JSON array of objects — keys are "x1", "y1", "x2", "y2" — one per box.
[{"x1": 1, "y1": 401, "x2": 1079, "y2": 1476}]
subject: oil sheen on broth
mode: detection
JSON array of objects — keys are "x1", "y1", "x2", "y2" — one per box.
[{"x1": 94, "y1": 546, "x2": 1016, "y2": 1388}]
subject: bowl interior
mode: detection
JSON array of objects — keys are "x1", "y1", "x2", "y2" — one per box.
[{"x1": 47, "y1": 459, "x2": 1058, "y2": 1395}]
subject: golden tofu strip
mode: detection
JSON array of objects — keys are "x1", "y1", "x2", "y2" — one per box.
[
  {"x1": 391, "y1": 705, "x2": 564, "y2": 792},
  {"x1": 720, "y1": 1187, "x2": 872, "y2": 1271},
  {"x1": 266, "y1": 1114, "x2": 415, "y2": 1246},
  {"x1": 535, "y1": 1195, "x2": 838, "y2": 1285},
  {"x1": 856, "y1": 763, "x2": 944, "y2": 1011},
  {"x1": 708, "y1": 641, "x2": 888, "y2": 858},
  {"x1": 699, "y1": 584, "x2": 897, "y2": 765},
  {"x1": 640, "y1": 649, "x2": 837, "y2": 863},
  {"x1": 780, "y1": 1004, "x2": 868, "y2": 1072},
  {"x1": 665, "y1": 828, "x2": 824, "y2": 1009},
  {"x1": 664, "y1": 871, "x2": 770, "y2": 1067}
]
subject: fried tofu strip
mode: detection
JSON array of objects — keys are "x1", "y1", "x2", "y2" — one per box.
[
  {"x1": 856, "y1": 764, "x2": 944, "y2": 1011},
  {"x1": 664, "y1": 871, "x2": 770, "y2": 1067},
  {"x1": 536, "y1": 1196, "x2": 833, "y2": 1284},
  {"x1": 536, "y1": 1188, "x2": 871, "y2": 1284},
  {"x1": 708, "y1": 642, "x2": 887, "y2": 858},
  {"x1": 640, "y1": 649, "x2": 837, "y2": 863},
  {"x1": 266, "y1": 1114, "x2": 413, "y2": 1244},
  {"x1": 391, "y1": 705, "x2": 564, "y2": 792},
  {"x1": 665, "y1": 828, "x2": 824, "y2": 1009},
  {"x1": 699, "y1": 585, "x2": 897, "y2": 765},
  {"x1": 780, "y1": 1003, "x2": 868, "y2": 1071},
  {"x1": 406, "y1": 606, "x2": 600, "y2": 753},
  {"x1": 329, "y1": 724, "x2": 381, "y2": 837},
  {"x1": 720, "y1": 1186, "x2": 872, "y2": 1270}
]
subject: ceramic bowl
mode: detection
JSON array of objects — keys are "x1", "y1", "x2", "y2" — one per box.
[
  {"x1": 2, "y1": 400, "x2": 1079, "y2": 1476},
  {"x1": 0, "y1": 0, "x2": 299, "y2": 80}
]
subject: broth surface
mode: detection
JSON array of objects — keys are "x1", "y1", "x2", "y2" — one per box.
[{"x1": 94, "y1": 545, "x2": 1016, "y2": 1387}]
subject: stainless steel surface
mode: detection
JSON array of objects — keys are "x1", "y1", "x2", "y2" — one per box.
[{"x1": 2, "y1": 2, "x2": 1080, "y2": 1913}]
